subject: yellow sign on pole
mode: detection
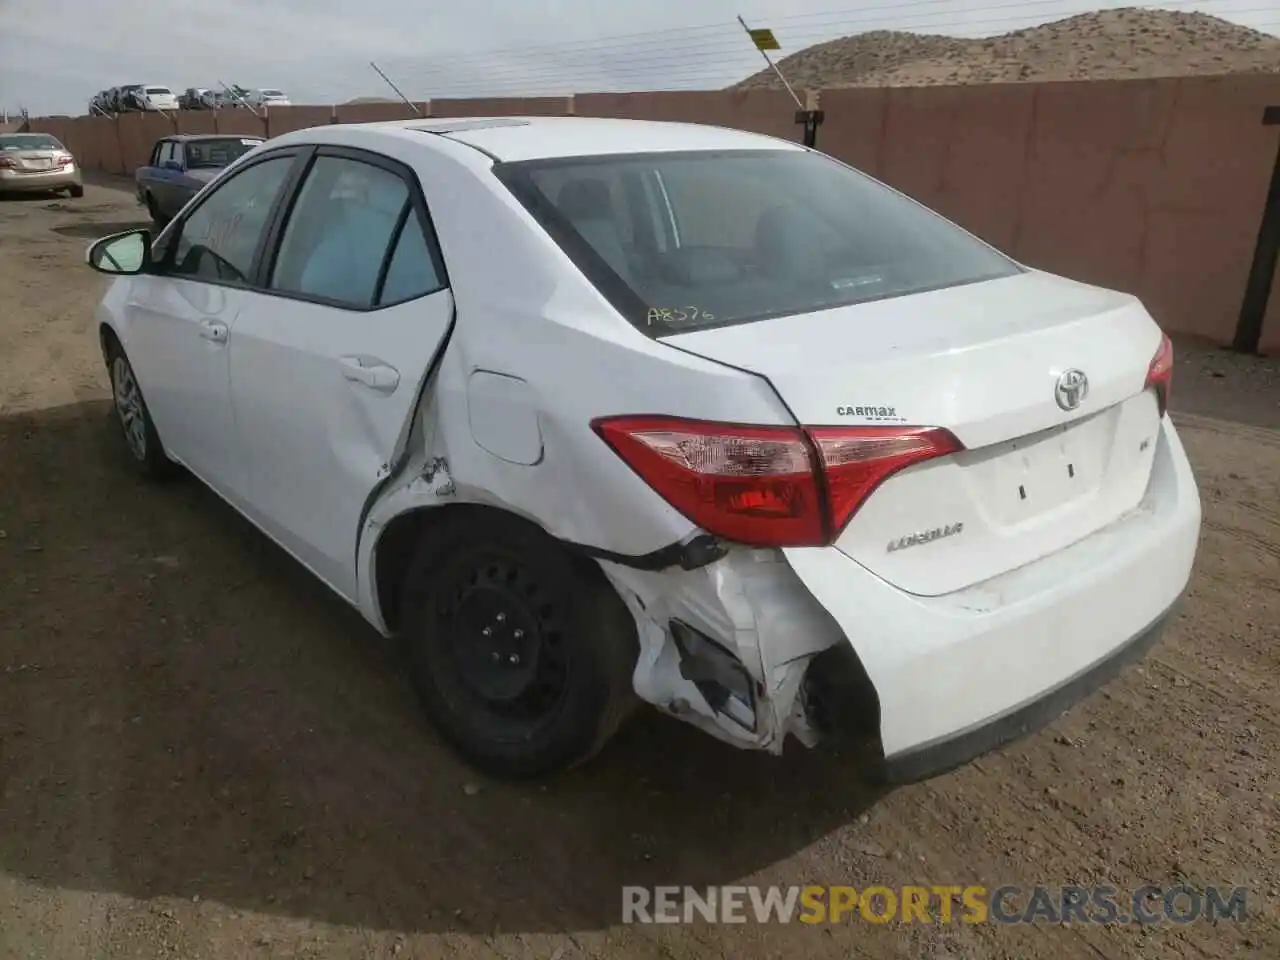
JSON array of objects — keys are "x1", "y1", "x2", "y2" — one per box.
[{"x1": 748, "y1": 27, "x2": 780, "y2": 51}]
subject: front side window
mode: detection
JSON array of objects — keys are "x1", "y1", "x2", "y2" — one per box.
[
  {"x1": 269, "y1": 155, "x2": 417, "y2": 308},
  {"x1": 168, "y1": 155, "x2": 295, "y2": 285},
  {"x1": 497, "y1": 149, "x2": 1021, "y2": 334}
]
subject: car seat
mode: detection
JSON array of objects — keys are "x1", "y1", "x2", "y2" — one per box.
[{"x1": 556, "y1": 178, "x2": 633, "y2": 283}]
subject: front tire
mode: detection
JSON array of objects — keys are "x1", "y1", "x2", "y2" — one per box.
[
  {"x1": 145, "y1": 192, "x2": 166, "y2": 226},
  {"x1": 400, "y1": 511, "x2": 639, "y2": 778},
  {"x1": 105, "y1": 340, "x2": 177, "y2": 480}
]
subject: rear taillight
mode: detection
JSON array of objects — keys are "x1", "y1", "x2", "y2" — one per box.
[
  {"x1": 592, "y1": 415, "x2": 962, "y2": 548},
  {"x1": 1144, "y1": 332, "x2": 1173, "y2": 417},
  {"x1": 55, "y1": 152, "x2": 73, "y2": 166},
  {"x1": 809, "y1": 426, "x2": 964, "y2": 536},
  {"x1": 0, "y1": 155, "x2": 14, "y2": 168}
]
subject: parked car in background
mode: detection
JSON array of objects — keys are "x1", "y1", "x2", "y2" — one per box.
[
  {"x1": 179, "y1": 88, "x2": 217, "y2": 110},
  {"x1": 84, "y1": 117, "x2": 1199, "y2": 780},
  {"x1": 115, "y1": 85, "x2": 147, "y2": 112},
  {"x1": 0, "y1": 133, "x2": 84, "y2": 197},
  {"x1": 90, "y1": 87, "x2": 121, "y2": 115},
  {"x1": 134, "y1": 134, "x2": 264, "y2": 223},
  {"x1": 243, "y1": 88, "x2": 291, "y2": 108},
  {"x1": 140, "y1": 85, "x2": 179, "y2": 111}
]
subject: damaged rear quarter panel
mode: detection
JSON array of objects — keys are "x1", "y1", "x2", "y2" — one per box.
[
  {"x1": 355, "y1": 133, "x2": 797, "y2": 612},
  {"x1": 354, "y1": 133, "x2": 845, "y2": 747}
]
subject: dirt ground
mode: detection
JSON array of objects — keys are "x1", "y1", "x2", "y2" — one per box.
[{"x1": 0, "y1": 182, "x2": 1277, "y2": 960}]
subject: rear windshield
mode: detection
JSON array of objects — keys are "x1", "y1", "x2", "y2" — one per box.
[
  {"x1": 185, "y1": 137, "x2": 262, "y2": 169},
  {"x1": 0, "y1": 135, "x2": 64, "y2": 151},
  {"x1": 497, "y1": 149, "x2": 1021, "y2": 334},
  {"x1": 261, "y1": 90, "x2": 285, "y2": 97},
  {"x1": 146, "y1": 87, "x2": 172, "y2": 95}
]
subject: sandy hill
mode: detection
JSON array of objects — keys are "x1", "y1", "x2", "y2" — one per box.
[{"x1": 733, "y1": 7, "x2": 1280, "y2": 89}]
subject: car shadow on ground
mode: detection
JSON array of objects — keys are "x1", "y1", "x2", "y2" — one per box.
[
  {"x1": 0, "y1": 399, "x2": 887, "y2": 935},
  {"x1": 0, "y1": 191, "x2": 74, "y2": 203}
]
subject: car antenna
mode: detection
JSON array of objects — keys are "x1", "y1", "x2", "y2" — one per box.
[{"x1": 369, "y1": 61, "x2": 422, "y2": 117}]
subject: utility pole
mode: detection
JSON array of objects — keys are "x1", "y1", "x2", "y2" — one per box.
[
  {"x1": 736, "y1": 15, "x2": 822, "y2": 149},
  {"x1": 219, "y1": 81, "x2": 263, "y2": 119},
  {"x1": 370, "y1": 61, "x2": 422, "y2": 116}
]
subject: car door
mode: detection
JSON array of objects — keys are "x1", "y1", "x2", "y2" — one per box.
[
  {"x1": 124, "y1": 149, "x2": 303, "y2": 504},
  {"x1": 148, "y1": 141, "x2": 170, "y2": 209},
  {"x1": 156, "y1": 141, "x2": 189, "y2": 216},
  {"x1": 227, "y1": 146, "x2": 454, "y2": 602}
]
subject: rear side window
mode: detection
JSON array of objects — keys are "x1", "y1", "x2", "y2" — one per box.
[
  {"x1": 0, "y1": 135, "x2": 63, "y2": 151},
  {"x1": 497, "y1": 149, "x2": 1020, "y2": 335},
  {"x1": 378, "y1": 214, "x2": 445, "y2": 305},
  {"x1": 269, "y1": 154, "x2": 445, "y2": 309}
]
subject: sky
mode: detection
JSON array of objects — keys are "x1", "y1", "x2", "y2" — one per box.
[{"x1": 1, "y1": 0, "x2": 1276, "y2": 116}]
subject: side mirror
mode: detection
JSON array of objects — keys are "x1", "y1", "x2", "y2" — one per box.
[{"x1": 86, "y1": 229, "x2": 152, "y2": 276}]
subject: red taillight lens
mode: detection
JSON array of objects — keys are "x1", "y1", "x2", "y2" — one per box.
[
  {"x1": 592, "y1": 416, "x2": 962, "y2": 548},
  {"x1": 1144, "y1": 332, "x2": 1173, "y2": 417},
  {"x1": 0, "y1": 155, "x2": 14, "y2": 168},
  {"x1": 55, "y1": 152, "x2": 74, "y2": 165},
  {"x1": 593, "y1": 416, "x2": 823, "y2": 546},
  {"x1": 809, "y1": 426, "x2": 964, "y2": 536}
]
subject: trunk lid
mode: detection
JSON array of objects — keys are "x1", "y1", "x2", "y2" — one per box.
[
  {"x1": 7, "y1": 149, "x2": 61, "y2": 172},
  {"x1": 665, "y1": 270, "x2": 1166, "y2": 596}
]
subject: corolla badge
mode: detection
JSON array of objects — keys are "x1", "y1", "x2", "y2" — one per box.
[
  {"x1": 1054, "y1": 369, "x2": 1089, "y2": 411},
  {"x1": 887, "y1": 522, "x2": 963, "y2": 553}
]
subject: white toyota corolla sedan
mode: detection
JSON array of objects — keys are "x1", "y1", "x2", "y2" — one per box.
[{"x1": 85, "y1": 116, "x2": 1201, "y2": 779}]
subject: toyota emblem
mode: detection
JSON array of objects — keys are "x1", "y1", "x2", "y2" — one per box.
[{"x1": 1055, "y1": 369, "x2": 1089, "y2": 411}]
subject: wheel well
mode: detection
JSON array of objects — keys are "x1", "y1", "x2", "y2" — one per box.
[
  {"x1": 374, "y1": 503, "x2": 571, "y2": 635},
  {"x1": 99, "y1": 324, "x2": 121, "y2": 364}
]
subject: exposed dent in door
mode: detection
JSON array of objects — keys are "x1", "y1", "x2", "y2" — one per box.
[{"x1": 420, "y1": 456, "x2": 456, "y2": 496}]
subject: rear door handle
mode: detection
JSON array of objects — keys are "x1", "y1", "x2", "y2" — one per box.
[
  {"x1": 338, "y1": 355, "x2": 400, "y2": 393},
  {"x1": 199, "y1": 318, "x2": 228, "y2": 344}
]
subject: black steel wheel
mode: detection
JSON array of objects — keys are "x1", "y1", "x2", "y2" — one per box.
[{"x1": 400, "y1": 510, "x2": 638, "y2": 778}]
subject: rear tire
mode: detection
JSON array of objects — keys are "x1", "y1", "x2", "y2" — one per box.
[
  {"x1": 68, "y1": 184, "x2": 85, "y2": 198},
  {"x1": 400, "y1": 510, "x2": 639, "y2": 778},
  {"x1": 104, "y1": 339, "x2": 178, "y2": 481}
]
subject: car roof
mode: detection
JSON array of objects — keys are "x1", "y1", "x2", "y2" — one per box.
[
  {"x1": 338, "y1": 116, "x2": 803, "y2": 163},
  {"x1": 163, "y1": 134, "x2": 264, "y2": 142}
]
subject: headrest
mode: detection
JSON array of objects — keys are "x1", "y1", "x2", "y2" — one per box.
[{"x1": 556, "y1": 178, "x2": 613, "y2": 221}]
